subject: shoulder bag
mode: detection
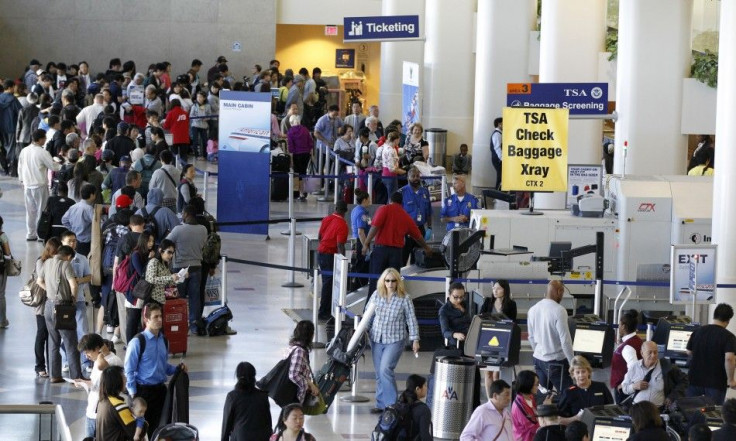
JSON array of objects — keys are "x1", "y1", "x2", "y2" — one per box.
[
  {"x1": 4, "y1": 255, "x2": 22, "y2": 277},
  {"x1": 132, "y1": 279, "x2": 154, "y2": 302},
  {"x1": 54, "y1": 261, "x2": 76, "y2": 331},
  {"x1": 19, "y1": 270, "x2": 46, "y2": 307},
  {"x1": 256, "y1": 348, "x2": 299, "y2": 407}
]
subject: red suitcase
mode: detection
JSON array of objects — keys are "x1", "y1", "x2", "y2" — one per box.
[{"x1": 163, "y1": 298, "x2": 189, "y2": 356}]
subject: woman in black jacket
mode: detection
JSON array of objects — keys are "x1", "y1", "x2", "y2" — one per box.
[
  {"x1": 221, "y1": 362, "x2": 272, "y2": 441},
  {"x1": 627, "y1": 401, "x2": 669, "y2": 441},
  {"x1": 398, "y1": 374, "x2": 433, "y2": 441}
]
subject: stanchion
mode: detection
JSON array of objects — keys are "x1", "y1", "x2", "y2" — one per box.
[
  {"x1": 220, "y1": 255, "x2": 237, "y2": 335},
  {"x1": 367, "y1": 173, "x2": 373, "y2": 200},
  {"x1": 203, "y1": 171, "x2": 209, "y2": 201},
  {"x1": 333, "y1": 155, "x2": 339, "y2": 205},
  {"x1": 282, "y1": 172, "x2": 302, "y2": 236},
  {"x1": 282, "y1": 218, "x2": 304, "y2": 288},
  {"x1": 312, "y1": 268, "x2": 326, "y2": 349},
  {"x1": 441, "y1": 174, "x2": 448, "y2": 200},
  {"x1": 318, "y1": 147, "x2": 331, "y2": 202},
  {"x1": 340, "y1": 314, "x2": 370, "y2": 403},
  {"x1": 313, "y1": 145, "x2": 325, "y2": 196},
  {"x1": 353, "y1": 172, "x2": 359, "y2": 205}
]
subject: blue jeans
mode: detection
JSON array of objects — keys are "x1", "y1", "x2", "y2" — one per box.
[
  {"x1": 44, "y1": 301, "x2": 82, "y2": 379},
  {"x1": 190, "y1": 127, "x2": 208, "y2": 157},
  {"x1": 86, "y1": 417, "x2": 96, "y2": 438},
  {"x1": 371, "y1": 339, "x2": 405, "y2": 409},
  {"x1": 534, "y1": 357, "x2": 572, "y2": 393},
  {"x1": 176, "y1": 267, "x2": 202, "y2": 327},
  {"x1": 687, "y1": 385, "x2": 726, "y2": 405},
  {"x1": 382, "y1": 177, "x2": 397, "y2": 201}
]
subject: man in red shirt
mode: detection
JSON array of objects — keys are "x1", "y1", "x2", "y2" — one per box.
[
  {"x1": 318, "y1": 201, "x2": 349, "y2": 320},
  {"x1": 362, "y1": 191, "x2": 432, "y2": 303}
]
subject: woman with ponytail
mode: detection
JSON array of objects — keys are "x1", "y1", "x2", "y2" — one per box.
[{"x1": 221, "y1": 361, "x2": 272, "y2": 441}]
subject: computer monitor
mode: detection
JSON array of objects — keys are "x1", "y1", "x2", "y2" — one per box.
[
  {"x1": 591, "y1": 418, "x2": 631, "y2": 441},
  {"x1": 573, "y1": 328, "x2": 607, "y2": 354},
  {"x1": 470, "y1": 317, "x2": 521, "y2": 367},
  {"x1": 664, "y1": 323, "x2": 699, "y2": 361},
  {"x1": 476, "y1": 325, "x2": 512, "y2": 358},
  {"x1": 549, "y1": 241, "x2": 572, "y2": 258}
]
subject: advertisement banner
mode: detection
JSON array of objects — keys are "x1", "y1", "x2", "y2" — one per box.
[
  {"x1": 670, "y1": 244, "x2": 717, "y2": 304},
  {"x1": 501, "y1": 107, "x2": 569, "y2": 192},
  {"x1": 217, "y1": 91, "x2": 271, "y2": 235},
  {"x1": 344, "y1": 15, "x2": 420, "y2": 42},
  {"x1": 507, "y1": 82, "x2": 608, "y2": 115},
  {"x1": 402, "y1": 61, "x2": 420, "y2": 134},
  {"x1": 335, "y1": 49, "x2": 355, "y2": 68},
  {"x1": 566, "y1": 165, "x2": 603, "y2": 209}
]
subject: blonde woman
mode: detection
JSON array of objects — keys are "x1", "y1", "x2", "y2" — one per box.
[
  {"x1": 366, "y1": 267, "x2": 420, "y2": 413},
  {"x1": 557, "y1": 355, "x2": 613, "y2": 424}
]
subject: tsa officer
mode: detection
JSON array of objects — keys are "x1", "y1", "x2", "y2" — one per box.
[
  {"x1": 400, "y1": 166, "x2": 432, "y2": 264},
  {"x1": 440, "y1": 174, "x2": 479, "y2": 231}
]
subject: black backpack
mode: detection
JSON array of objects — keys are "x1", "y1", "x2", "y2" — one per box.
[
  {"x1": 141, "y1": 206, "x2": 162, "y2": 240},
  {"x1": 370, "y1": 402, "x2": 416, "y2": 441}
]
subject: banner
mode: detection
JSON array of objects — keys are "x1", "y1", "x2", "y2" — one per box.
[
  {"x1": 501, "y1": 107, "x2": 569, "y2": 192},
  {"x1": 566, "y1": 165, "x2": 603, "y2": 209},
  {"x1": 402, "y1": 61, "x2": 420, "y2": 134},
  {"x1": 217, "y1": 91, "x2": 271, "y2": 235},
  {"x1": 670, "y1": 245, "x2": 717, "y2": 304}
]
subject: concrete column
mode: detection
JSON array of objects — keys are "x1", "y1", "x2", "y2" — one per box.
[
  {"x1": 471, "y1": 0, "x2": 537, "y2": 191},
  {"x1": 423, "y1": 0, "x2": 475, "y2": 166},
  {"x1": 535, "y1": 0, "x2": 607, "y2": 210},
  {"x1": 712, "y1": 1, "x2": 736, "y2": 334},
  {"x1": 379, "y1": 0, "x2": 425, "y2": 123},
  {"x1": 613, "y1": 0, "x2": 692, "y2": 176}
]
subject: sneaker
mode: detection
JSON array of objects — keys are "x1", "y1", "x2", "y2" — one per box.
[
  {"x1": 62, "y1": 364, "x2": 69, "y2": 373},
  {"x1": 0, "y1": 320, "x2": 8, "y2": 328},
  {"x1": 111, "y1": 335, "x2": 122, "y2": 344},
  {"x1": 26, "y1": 236, "x2": 38, "y2": 241},
  {"x1": 84, "y1": 365, "x2": 93, "y2": 374},
  {"x1": 106, "y1": 325, "x2": 114, "y2": 334}
]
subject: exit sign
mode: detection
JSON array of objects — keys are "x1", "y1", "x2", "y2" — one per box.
[{"x1": 325, "y1": 25, "x2": 338, "y2": 36}]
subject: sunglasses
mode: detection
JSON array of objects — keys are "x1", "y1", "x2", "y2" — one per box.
[{"x1": 385, "y1": 279, "x2": 398, "y2": 283}]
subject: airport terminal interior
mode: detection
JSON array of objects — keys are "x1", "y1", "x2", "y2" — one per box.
[{"x1": 2, "y1": 0, "x2": 736, "y2": 440}]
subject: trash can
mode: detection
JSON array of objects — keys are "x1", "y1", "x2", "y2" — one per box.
[
  {"x1": 425, "y1": 128, "x2": 447, "y2": 167},
  {"x1": 431, "y1": 356, "x2": 476, "y2": 439}
]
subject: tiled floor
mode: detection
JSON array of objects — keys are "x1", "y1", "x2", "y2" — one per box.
[{"x1": 0, "y1": 162, "x2": 467, "y2": 440}]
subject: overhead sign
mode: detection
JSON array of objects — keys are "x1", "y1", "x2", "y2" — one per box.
[
  {"x1": 501, "y1": 107, "x2": 569, "y2": 192},
  {"x1": 344, "y1": 15, "x2": 420, "y2": 42},
  {"x1": 325, "y1": 25, "x2": 338, "y2": 36},
  {"x1": 670, "y1": 245, "x2": 716, "y2": 304},
  {"x1": 507, "y1": 83, "x2": 608, "y2": 115}
]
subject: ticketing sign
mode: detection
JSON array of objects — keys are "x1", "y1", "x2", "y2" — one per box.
[{"x1": 502, "y1": 107, "x2": 569, "y2": 192}]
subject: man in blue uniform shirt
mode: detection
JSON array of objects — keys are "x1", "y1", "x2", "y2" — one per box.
[
  {"x1": 440, "y1": 174, "x2": 478, "y2": 230},
  {"x1": 400, "y1": 166, "x2": 432, "y2": 264}
]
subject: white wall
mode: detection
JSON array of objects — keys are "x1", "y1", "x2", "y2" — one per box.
[{"x1": 277, "y1": 0, "x2": 382, "y2": 25}]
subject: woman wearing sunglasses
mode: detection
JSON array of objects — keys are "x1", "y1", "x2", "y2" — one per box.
[{"x1": 366, "y1": 267, "x2": 420, "y2": 414}]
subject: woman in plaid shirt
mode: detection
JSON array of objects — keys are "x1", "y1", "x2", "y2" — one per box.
[
  {"x1": 367, "y1": 268, "x2": 420, "y2": 413},
  {"x1": 287, "y1": 320, "x2": 320, "y2": 404}
]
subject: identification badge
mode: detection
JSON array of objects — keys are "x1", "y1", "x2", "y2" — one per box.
[{"x1": 417, "y1": 214, "x2": 422, "y2": 222}]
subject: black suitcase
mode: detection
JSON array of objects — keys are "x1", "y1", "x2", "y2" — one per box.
[{"x1": 271, "y1": 154, "x2": 290, "y2": 201}]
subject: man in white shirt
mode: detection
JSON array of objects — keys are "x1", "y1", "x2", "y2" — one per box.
[
  {"x1": 460, "y1": 380, "x2": 514, "y2": 441},
  {"x1": 620, "y1": 341, "x2": 688, "y2": 408},
  {"x1": 527, "y1": 280, "x2": 575, "y2": 393},
  {"x1": 18, "y1": 129, "x2": 61, "y2": 240},
  {"x1": 76, "y1": 94, "x2": 104, "y2": 140}
]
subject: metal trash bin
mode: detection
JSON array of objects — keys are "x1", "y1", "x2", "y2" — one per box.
[
  {"x1": 425, "y1": 128, "x2": 447, "y2": 167},
  {"x1": 431, "y1": 356, "x2": 476, "y2": 439}
]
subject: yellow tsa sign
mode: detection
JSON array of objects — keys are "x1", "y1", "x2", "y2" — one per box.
[{"x1": 501, "y1": 107, "x2": 569, "y2": 192}]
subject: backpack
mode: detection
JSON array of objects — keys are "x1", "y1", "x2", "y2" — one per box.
[
  {"x1": 101, "y1": 225, "x2": 126, "y2": 275},
  {"x1": 371, "y1": 402, "x2": 416, "y2": 441},
  {"x1": 135, "y1": 331, "x2": 169, "y2": 356},
  {"x1": 202, "y1": 231, "x2": 221, "y2": 266},
  {"x1": 112, "y1": 254, "x2": 137, "y2": 293},
  {"x1": 141, "y1": 206, "x2": 162, "y2": 239}
]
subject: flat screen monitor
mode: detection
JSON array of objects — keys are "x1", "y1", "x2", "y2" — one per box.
[
  {"x1": 591, "y1": 419, "x2": 631, "y2": 441},
  {"x1": 666, "y1": 328, "x2": 693, "y2": 354},
  {"x1": 573, "y1": 328, "x2": 607, "y2": 355},
  {"x1": 549, "y1": 241, "x2": 572, "y2": 258},
  {"x1": 475, "y1": 325, "x2": 512, "y2": 359}
]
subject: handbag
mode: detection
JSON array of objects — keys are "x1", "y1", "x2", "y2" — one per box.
[
  {"x1": 36, "y1": 208, "x2": 52, "y2": 239},
  {"x1": 132, "y1": 279, "x2": 154, "y2": 301},
  {"x1": 4, "y1": 256, "x2": 21, "y2": 277},
  {"x1": 256, "y1": 349, "x2": 299, "y2": 407},
  {"x1": 164, "y1": 285, "x2": 179, "y2": 299},
  {"x1": 302, "y1": 158, "x2": 322, "y2": 194},
  {"x1": 302, "y1": 391, "x2": 327, "y2": 415},
  {"x1": 19, "y1": 272, "x2": 47, "y2": 307}
]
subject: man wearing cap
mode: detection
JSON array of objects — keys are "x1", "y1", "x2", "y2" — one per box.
[
  {"x1": 460, "y1": 380, "x2": 514, "y2": 441},
  {"x1": 534, "y1": 405, "x2": 566, "y2": 441},
  {"x1": 316, "y1": 201, "x2": 349, "y2": 320},
  {"x1": 62, "y1": 183, "x2": 98, "y2": 256},
  {"x1": 135, "y1": 188, "x2": 180, "y2": 244},
  {"x1": 108, "y1": 171, "x2": 144, "y2": 217},
  {"x1": 24, "y1": 59, "x2": 42, "y2": 90},
  {"x1": 106, "y1": 122, "x2": 135, "y2": 166},
  {"x1": 102, "y1": 155, "x2": 132, "y2": 197},
  {"x1": 207, "y1": 56, "x2": 228, "y2": 85}
]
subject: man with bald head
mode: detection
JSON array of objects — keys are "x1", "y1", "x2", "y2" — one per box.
[
  {"x1": 620, "y1": 340, "x2": 688, "y2": 408},
  {"x1": 527, "y1": 280, "x2": 575, "y2": 392}
]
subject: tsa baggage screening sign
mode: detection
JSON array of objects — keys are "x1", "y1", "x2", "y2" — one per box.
[{"x1": 501, "y1": 107, "x2": 569, "y2": 192}]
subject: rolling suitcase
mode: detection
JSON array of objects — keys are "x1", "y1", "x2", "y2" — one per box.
[
  {"x1": 163, "y1": 298, "x2": 189, "y2": 355},
  {"x1": 271, "y1": 153, "x2": 290, "y2": 201},
  {"x1": 315, "y1": 359, "x2": 352, "y2": 408}
]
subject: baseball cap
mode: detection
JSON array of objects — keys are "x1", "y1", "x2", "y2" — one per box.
[
  {"x1": 217, "y1": 55, "x2": 228, "y2": 63},
  {"x1": 119, "y1": 155, "x2": 132, "y2": 164},
  {"x1": 117, "y1": 121, "x2": 130, "y2": 133},
  {"x1": 115, "y1": 194, "x2": 134, "y2": 208},
  {"x1": 102, "y1": 150, "x2": 115, "y2": 161}
]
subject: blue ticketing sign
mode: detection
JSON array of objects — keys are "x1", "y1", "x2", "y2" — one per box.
[
  {"x1": 506, "y1": 83, "x2": 609, "y2": 115},
  {"x1": 344, "y1": 15, "x2": 420, "y2": 42}
]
